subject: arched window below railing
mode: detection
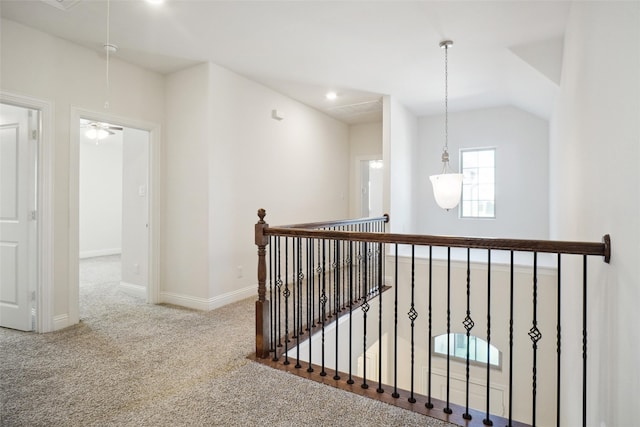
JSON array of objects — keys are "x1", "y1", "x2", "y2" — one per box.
[{"x1": 433, "y1": 333, "x2": 501, "y2": 369}]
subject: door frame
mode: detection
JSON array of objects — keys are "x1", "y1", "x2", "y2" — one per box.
[
  {"x1": 0, "y1": 91, "x2": 54, "y2": 333},
  {"x1": 69, "y1": 107, "x2": 161, "y2": 325}
]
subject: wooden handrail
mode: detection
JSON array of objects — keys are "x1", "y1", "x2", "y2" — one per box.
[
  {"x1": 276, "y1": 214, "x2": 389, "y2": 230},
  {"x1": 263, "y1": 227, "x2": 611, "y2": 263}
]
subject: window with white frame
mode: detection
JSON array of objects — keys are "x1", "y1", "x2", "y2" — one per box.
[{"x1": 460, "y1": 148, "x2": 495, "y2": 218}]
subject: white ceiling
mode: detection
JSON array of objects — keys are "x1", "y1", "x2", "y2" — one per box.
[{"x1": 0, "y1": 0, "x2": 571, "y2": 124}]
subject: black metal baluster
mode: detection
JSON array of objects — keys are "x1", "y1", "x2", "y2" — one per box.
[
  {"x1": 361, "y1": 241, "x2": 370, "y2": 389},
  {"x1": 283, "y1": 238, "x2": 291, "y2": 365},
  {"x1": 275, "y1": 237, "x2": 282, "y2": 360},
  {"x1": 463, "y1": 247, "x2": 475, "y2": 420},
  {"x1": 556, "y1": 253, "x2": 562, "y2": 427},
  {"x1": 316, "y1": 239, "x2": 322, "y2": 326},
  {"x1": 393, "y1": 243, "x2": 399, "y2": 398},
  {"x1": 444, "y1": 246, "x2": 452, "y2": 414},
  {"x1": 334, "y1": 239, "x2": 341, "y2": 380},
  {"x1": 307, "y1": 238, "x2": 314, "y2": 373},
  {"x1": 530, "y1": 252, "x2": 542, "y2": 426},
  {"x1": 347, "y1": 240, "x2": 355, "y2": 385},
  {"x1": 582, "y1": 255, "x2": 587, "y2": 427},
  {"x1": 269, "y1": 236, "x2": 274, "y2": 354},
  {"x1": 342, "y1": 230, "x2": 347, "y2": 310},
  {"x1": 295, "y1": 238, "x2": 302, "y2": 369},
  {"x1": 377, "y1": 242, "x2": 384, "y2": 394},
  {"x1": 328, "y1": 232, "x2": 333, "y2": 319},
  {"x1": 292, "y1": 237, "x2": 297, "y2": 340},
  {"x1": 320, "y1": 239, "x2": 327, "y2": 376},
  {"x1": 426, "y1": 245, "x2": 434, "y2": 409},
  {"x1": 508, "y1": 251, "x2": 515, "y2": 427},
  {"x1": 484, "y1": 249, "x2": 493, "y2": 426},
  {"x1": 408, "y1": 245, "x2": 418, "y2": 403},
  {"x1": 357, "y1": 225, "x2": 362, "y2": 301}
]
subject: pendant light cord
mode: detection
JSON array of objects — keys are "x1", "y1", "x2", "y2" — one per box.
[
  {"x1": 104, "y1": 0, "x2": 111, "y2": 109},
  {"x1": 439, "y1": 40, "x2": 453, "y2": 173},
  {"x1": 444, "y1": 43, "x2": 448, "y2": 155}
]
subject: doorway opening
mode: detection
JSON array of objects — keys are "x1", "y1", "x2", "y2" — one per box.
[
  {"x1": 78, "y1": 118, "x2": 150, "y2": 315},
  {"x1": 359, "y1": 159, "x2": 384, "y2": 217}
]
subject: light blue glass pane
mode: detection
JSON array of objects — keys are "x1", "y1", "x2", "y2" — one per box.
[
  {"x1": 434, "y1": 335, "x2": 447, "y2": 354},
  {"x1": 478, "y1": 149, "x2": 495, "y2": 167},
  {"x1": 463, "y1": 168, "x2": 477, "y2": 184},
  {"x1": 462, "y1": 184, "x2": 472, "y2": 200},
  {"x1": 462, "y1": 150, "x2": 479, "y2": 168},
  {"x1": 478, "y1": 167, "x2": 494, "y2": 183},
  {"x1": 479, "y1": 201, "x2": 495, "y2": 218},
  {"x1": 462, "y1": 201, "x2": 472, "y2": 217},
  {"x1": 478, "y1": 184, "x2": 494, "y2": 200}
]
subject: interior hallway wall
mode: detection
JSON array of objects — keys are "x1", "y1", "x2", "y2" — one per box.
[
  {"x1": 162, "y1": 61, "x2": 350, "y2": 308},
  {"x1": 549, "y1": 2, "x2": 640, "y2": 426},
  {"x1": 79, "y1": 133, "x2": 123, "y2": 258}
]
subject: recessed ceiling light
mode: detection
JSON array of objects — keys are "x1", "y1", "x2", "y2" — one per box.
[
  {"x1": 146, "y1": 0, "x2": 164, "y2": 4},
  {"x1": 325, "y1": 91, "x2": 338, "y2": 101}
]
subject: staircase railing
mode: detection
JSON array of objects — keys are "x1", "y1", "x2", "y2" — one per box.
[{"x1": 254, "y1": 208, "x2": 610, "y2": 427}]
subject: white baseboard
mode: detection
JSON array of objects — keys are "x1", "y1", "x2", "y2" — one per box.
[
  {"x1": 160, "y1": 292, "x2": 210, "y2": 311},
  {"x1": 160, "y1": 285, "x2": 255, "y2": 311},
  {"x1": 79, "y1": 248, "x2": 121, "y2": 259},
  {"x1": 208, "y1": 285, "x2": 255, "y2": 310},
  {"x1": 120, "y1": 281, "x2": 146, "y2": 299},
  {"x1": 53, "y1": 313, "x2": 70, "y2": 331}
]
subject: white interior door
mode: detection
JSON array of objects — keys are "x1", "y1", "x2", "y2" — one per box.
[{"x1": 0, "y1": 103, "x2": 36, "y2": 331}]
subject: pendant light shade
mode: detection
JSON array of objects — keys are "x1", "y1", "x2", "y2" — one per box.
[
  {"x1": 430, "y1": 40, "x2": 463, "y2": 211},
  {"x1": 430, "y1": 172, "x2": 463, "y2": 210}
]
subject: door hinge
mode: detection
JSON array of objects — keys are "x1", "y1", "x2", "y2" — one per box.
[
  {"x1": 32, "y1": 130, "x2": 38, "y2": 140},
  {"x1": 30, "y1": 211, "x2": 37, "y2": 220}
]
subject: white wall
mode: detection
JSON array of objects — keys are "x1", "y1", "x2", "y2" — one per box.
[
  {"x1": 349, "y1": 121, "x2": 382, "y2": 217},
  {"x1": 79, "y1": 133, "x2": 123, "y2": 258},
  {"x1": 385, "y1": 96, "x2": 418, "y2": 233},
  {"x1": 163, "y1": 63, "x2": 211, "y2": 302},
  {"x1": 162, "y1": 61, "x2": 350, "y2": 308},
  {"x1": 417, "y1": 106, "x2": 549, "y2": 239},
  {"x1": 208, "y1": 62, "x2": 350, "y2": 305},
  {"x1": 0, "y1": 19, "x2": 164, "y2": 324},
  {"x1": 550, "y1": 2, "x2": 640, "y2": 426},
  {"x1": 121, "y1": 127, "x2": 149, "y2": 289}
]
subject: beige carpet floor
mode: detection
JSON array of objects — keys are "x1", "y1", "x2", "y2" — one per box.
[{"x1": 0, "y1": 256, "x2": 452, "y2": 426}]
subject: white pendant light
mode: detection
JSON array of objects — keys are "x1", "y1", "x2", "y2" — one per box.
[{"x1": 430, "y1": 40, "x2": 463, "y2": 211}]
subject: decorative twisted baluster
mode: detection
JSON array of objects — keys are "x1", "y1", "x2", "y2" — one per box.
[
  {"x1": 529, "y1": 252, "x2": 542, "y2": 426},
  {"x1": 408, "y1": 245, "x2": 418, "y2": 403},
  {"x1": 463, "y1": 247, "x2": 474, "y2": 420}
]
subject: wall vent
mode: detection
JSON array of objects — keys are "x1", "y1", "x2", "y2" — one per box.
[{"x1": 40, "y1": 0, "x2": 82, "y2": 11}]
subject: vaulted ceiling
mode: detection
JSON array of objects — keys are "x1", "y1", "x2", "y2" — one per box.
[{"x1": 0, "y1": 0, "x2": 570, "y2": 123}]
